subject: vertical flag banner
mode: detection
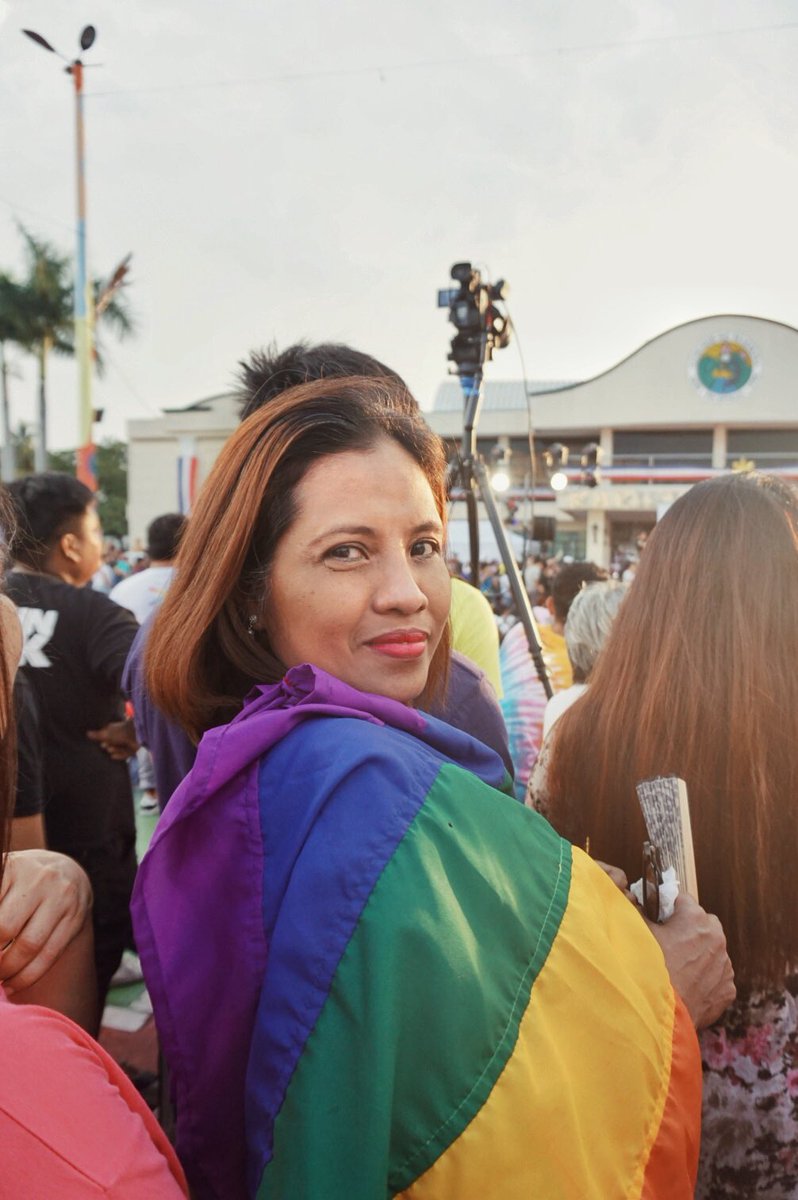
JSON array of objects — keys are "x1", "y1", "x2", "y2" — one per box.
[{"x1": 177, "y1": 448, "x2": 199, "y2": 514}]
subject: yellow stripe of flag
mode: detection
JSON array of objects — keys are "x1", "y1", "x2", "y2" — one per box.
[{"x1": 400, "y1": 850, "x2": 698, "y2": 1200}]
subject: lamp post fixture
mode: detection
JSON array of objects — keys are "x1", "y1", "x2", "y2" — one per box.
[
  {"x1": 22, "y1": 24, "x2": 98, "y2": 487},
  {"x1": 489, "y1": 443, "x2": 512, "y2": 494},
  {"x1": 543, "y1": 442, "x2": 569, "y2": 492}
]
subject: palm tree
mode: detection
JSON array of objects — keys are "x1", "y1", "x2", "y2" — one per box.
[
  {"x1": 14, "y1": 226, "x2": 134, "y2": 470},
  {"x1": 92, "y1": 258, "x2": 135, "y2": 375},
  {"x1": 0, "y1": 273, "x2": 34, "y2": 480},
  {"x1": 15, "y1": 228, "x2": 73, "y2": 470},
  {"x1": 11, "y1": 421, "x2": 36, "y2": 476}
]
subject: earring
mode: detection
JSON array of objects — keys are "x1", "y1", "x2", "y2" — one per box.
[{"x1": 247, "y1": 615, "x2": 257, "y2": 638}]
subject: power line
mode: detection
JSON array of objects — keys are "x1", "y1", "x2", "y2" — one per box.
[
  {"x1": 84, "y1": 19, "x2": 798, "y2": 100},
  {"x1": 0, "y1": 194, "x2": 75, "y2": 235},
  {"x1": 99, "y1": 349, "x2": 163, "y2": 419}
]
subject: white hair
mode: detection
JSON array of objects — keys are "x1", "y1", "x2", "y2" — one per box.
[{"x1": 565, "y1": 581, "x2": 628, "y2": 679}]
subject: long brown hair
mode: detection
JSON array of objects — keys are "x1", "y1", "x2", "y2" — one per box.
[
  {"x1": 146, "y1": 376, "x2": 450, "y2": 741},
  {"x1": 546, "y1": 472, "x2": 798, "y2": 989}
]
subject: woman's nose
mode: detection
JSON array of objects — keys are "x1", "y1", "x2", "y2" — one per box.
[{"x1": 372, "y1": 555, "x2": 428, "y2": 613}]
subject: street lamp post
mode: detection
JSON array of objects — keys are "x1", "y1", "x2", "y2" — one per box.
[{"x1": 22, "y1": 24, "x2": 98, "y2": 488}]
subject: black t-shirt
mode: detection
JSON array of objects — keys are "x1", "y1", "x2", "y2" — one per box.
[
  {"x1": 6, "y1": 572, "x2": 139, "y2": 849},
  {"x1": 13, "y1": 674, "x2": 44, "y2": 819}
]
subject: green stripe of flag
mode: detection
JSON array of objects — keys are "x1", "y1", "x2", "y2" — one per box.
[{"x1": 258, "y1": 764, "x2": 571, "y2": 1200}]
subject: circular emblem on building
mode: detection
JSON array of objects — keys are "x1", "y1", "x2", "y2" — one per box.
[{"x1": 690, "y1": 336, "x2": 760, "y2": 398}]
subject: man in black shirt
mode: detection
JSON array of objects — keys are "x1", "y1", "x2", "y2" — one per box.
[
  {"x1": 5, "y1": 473, "x2": 139, "y2": 1003},
  {"x1": 12, "y1": 673, "x2": 46, "y2": 849}
]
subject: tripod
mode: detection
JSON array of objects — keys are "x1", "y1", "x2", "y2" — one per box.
[{"x1": 452, "y1": 371, "x2": 553, "y2": 700}]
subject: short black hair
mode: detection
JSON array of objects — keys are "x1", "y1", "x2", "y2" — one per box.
[
  {"x1": 237, "y1": 341, "x2": 414, "y2": 421},
  {"x1": 551, "y1": 561, "x2": 609, "y2": 623},
  {"x1": 5, "y1": 473, "x2": 94, "y2": 569},
  {"x1": 146, "y1": 513, "x2": 186, "y2": 561}
]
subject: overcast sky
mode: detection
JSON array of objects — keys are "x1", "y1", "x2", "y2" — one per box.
[{"x1": 2, "y1": 0, "x2": 797, "y2": 448}]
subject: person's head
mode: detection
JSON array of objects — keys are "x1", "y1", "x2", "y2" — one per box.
[
  {"x1": 548, "y1": 561, "x2": 609, "y2": 628},
  {"x1": 5, "y1": 473, "x2": 103, "y2": 587},
  {"x1": 564, "y1": 581, "x2": 628, "y2": 683},
  {"x1": 547, "y1": 472, "x2": 798, "y2": 987},
  {"x1": 147, "y1": 376, "x2": 451, "y2": 740},
  {"x1": 146, "y1": 513, "x2": 187, "y2": 564},
  {"x1": 237, "y1": 342, "x2": 415, "y2": 421}
]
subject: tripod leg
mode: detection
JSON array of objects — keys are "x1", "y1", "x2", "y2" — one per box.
[
  {"x1": 466, "y1": 487, "x2": 480, "y2": 587},
  {"x1": 473, "y1": 459, "x2": 553, "y2": 699}
]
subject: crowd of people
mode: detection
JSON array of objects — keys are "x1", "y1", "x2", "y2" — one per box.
[{"x1": 0, "y1": 338, "x2": 791, "y2": 1198}]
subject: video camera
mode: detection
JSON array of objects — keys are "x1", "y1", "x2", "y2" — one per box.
[
  {"x1": 437, "y1": 262, "x2": 511, "y2": 376},
  {"x1": 436, "y1": 258, "x2": 553, "y2": 697}
]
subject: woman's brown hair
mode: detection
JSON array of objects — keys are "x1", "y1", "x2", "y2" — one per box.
[
  {"x1": 146, "y1": 376, "x2": 450, "y2": 741},
  {"x1": 546, "y1": 472, "x2": 798, "y2": 989}
]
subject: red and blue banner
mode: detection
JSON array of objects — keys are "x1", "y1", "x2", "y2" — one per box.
[{"x1": 177, "y1": 454, "x2": 198, "y2": 514}]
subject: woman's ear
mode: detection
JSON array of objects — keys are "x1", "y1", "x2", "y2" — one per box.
[{"x1": 59, "y1": 532, "x2": 81, "y2": 565}]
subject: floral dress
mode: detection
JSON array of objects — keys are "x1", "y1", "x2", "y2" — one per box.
[{"x1": 698, "y1": 974, "x2": 798, "y2": 1198}]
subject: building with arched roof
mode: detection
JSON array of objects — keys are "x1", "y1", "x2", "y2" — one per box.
[
  {"x1": 126, "y1": 314, "x2": 798, "y2": 567},
  {"x1": 425, "y1": 314, "x2": 798, "y2": 567}
]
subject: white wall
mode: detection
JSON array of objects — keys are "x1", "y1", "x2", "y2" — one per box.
[{"x1": 126, "y1": 394, "x2": 239, "y2": 542}]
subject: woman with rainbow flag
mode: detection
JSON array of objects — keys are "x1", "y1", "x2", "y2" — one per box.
[{"x1": 134, "y1": 376, "x2": 703, "y2": 1200}]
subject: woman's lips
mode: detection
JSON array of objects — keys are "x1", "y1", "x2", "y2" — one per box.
[{"x1": 367, "y1": 630, "x2": 429, "y2": 660}]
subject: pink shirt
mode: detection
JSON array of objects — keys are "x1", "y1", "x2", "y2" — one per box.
[{"x1": 0, "y1": 989, "x2": 187, "y2": 1198}]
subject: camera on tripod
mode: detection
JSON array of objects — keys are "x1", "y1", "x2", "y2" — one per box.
[
  {"x1": 435, "y1": 258, "x2": 552, "y2": 696},
  {"x1": 437, "y1": 262, "x2": 511, "y2": 376}
]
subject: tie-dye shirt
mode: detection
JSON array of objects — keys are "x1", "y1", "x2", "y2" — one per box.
[{"x1": 499, "y1": 620, "x2": 572, "y2": 798}]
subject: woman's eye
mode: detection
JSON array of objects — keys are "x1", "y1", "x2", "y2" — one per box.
[
  {"x1": 325, "y1": 544, "x2": 365, "y2": 563},
  {"x1": 411, "y1": 539, "x2": 440, "y2": 559}
]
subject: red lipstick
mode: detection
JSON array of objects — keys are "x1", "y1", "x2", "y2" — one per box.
[{"x1": 367, "y1": 629, "x2": 428, "y2": 660}]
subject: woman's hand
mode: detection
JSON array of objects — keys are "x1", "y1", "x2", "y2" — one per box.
[
  {"x1": 644, "y1": 893, "x2": 736, "y2": 1029},
  {"x1": 0, "y1": 850, "x2": 93, "y2": 994},
  {"x1": 594, "y1": 860, "x2": 735, "y2": 1028},
  {"x1": 86, "y1": 717, "x2": 140, "y2": 761}
]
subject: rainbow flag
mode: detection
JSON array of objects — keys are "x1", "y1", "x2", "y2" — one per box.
[{"x1": 133, "y1": 666, "x2": 700, "y2": 1200}]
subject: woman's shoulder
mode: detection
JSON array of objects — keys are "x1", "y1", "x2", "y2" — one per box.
[
  {"x1": 262, "y1": 712, "x2": 445, "y2": 796},
  {"x1": 0, "y1": 995, "x2": 187, "y2": 1196},
  {"x1": 267, "y1": 704, "x2": 508, "y2": 796}
]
